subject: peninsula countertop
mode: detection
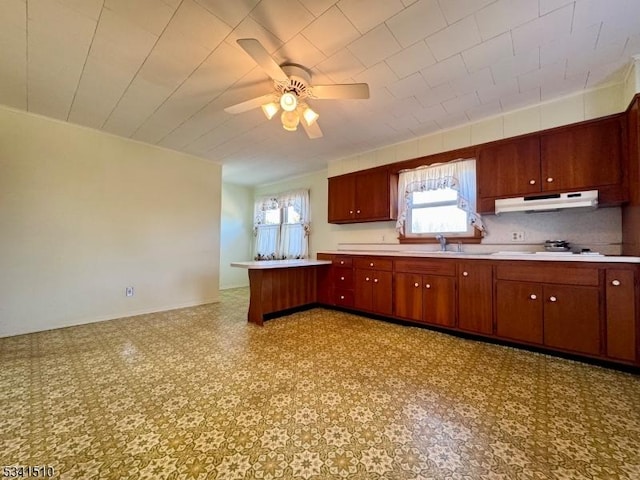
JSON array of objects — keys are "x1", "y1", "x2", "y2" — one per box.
[{"x1": 231, "y1": 259, "x2": 332, "y2": 269}]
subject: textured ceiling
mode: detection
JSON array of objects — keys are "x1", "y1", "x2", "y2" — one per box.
[{"x1": 1, "y1": 0, "x2": 639, "y2": 185}]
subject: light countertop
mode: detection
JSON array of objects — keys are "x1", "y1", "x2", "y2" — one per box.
[
  {"x1": 318, "y1": 250, "x2": 640, "y2": 263},
  {"x1": 231, "y1": 259, "x2": 332, "y2": 269}
]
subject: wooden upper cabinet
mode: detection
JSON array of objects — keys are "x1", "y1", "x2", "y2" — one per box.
[
  {"x1": 328, "y1": 169, "x2": 397, "y2": 224},
  {"x1": 477, "y1": 136, "x2": 541, "y2": 198},
  {"x1": 540, "y1": 117, "x2": 623, "y2": 192}
]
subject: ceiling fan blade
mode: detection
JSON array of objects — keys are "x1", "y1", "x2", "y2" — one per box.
[
  {"x1": 224, "y1": 93, "x2": 276, "y2": 114},
  {"x1": 237, "y1": 38, "x2": 289, "y2": 83},
  {"x1": 311, "y1": 83, "x2": 370, "y2": 100},
  {"x1": 302, "y1": 119, "x2": 323, "y2": 139}
]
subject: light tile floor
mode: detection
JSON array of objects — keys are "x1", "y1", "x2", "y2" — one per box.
[{"x1": 1, "y1": 287, "x2": 639, "y2": 479}]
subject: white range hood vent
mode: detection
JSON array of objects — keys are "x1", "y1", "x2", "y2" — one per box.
[{"x1": 495, "y1": 190, "x2": 598, "y2": 214}]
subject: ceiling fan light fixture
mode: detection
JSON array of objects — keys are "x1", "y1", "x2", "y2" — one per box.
[
  {"x1": 302, "y1": 106, "x2": 319, "y2": 126},
  {"x1": 261, "y1": 102, "x2": 279, "y2": 120},
  {"x1": 281, "y1": 110, "x2": 299, "y2": 131},
  {"x1": 280, "y1": 92, "x2": 298, "y2": 112}
]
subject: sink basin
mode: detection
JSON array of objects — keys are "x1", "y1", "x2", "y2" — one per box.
[{"x1": 404, "y1": 250, "x2": 463, "y2": 255}]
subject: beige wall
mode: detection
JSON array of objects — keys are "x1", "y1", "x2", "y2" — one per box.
[
  {"x1": 0, "y1": 106, "x2": 222, "y2": 337},
  {"x1": 220, "y1": 183, "x2": 252, "y2": 289}
]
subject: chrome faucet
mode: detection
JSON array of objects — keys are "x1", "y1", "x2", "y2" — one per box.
[{"x1": 435, "y1": 234, "x2": 447, "y2": 251}]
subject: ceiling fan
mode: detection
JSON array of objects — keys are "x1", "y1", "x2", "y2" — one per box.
[{"x1": 224, "y1": 38, "x2": 370, "y2": 139}]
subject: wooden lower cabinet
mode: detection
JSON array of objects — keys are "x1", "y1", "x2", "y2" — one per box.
[
  {"x1": 354, "y1": 269, "x2": 393, "y2": 315},
  {"x1": 457, "y1": 263, "x2": 493, "y2": 335},
  {"x1": 496, "y1": 281, "x2": 543, "y2": 344},
  {"x1": 605, "y1": 269, "x2": 637, "y2": 362},
  {"x1": 394, "y1": 273, "x2": 456, "y2": 327}
]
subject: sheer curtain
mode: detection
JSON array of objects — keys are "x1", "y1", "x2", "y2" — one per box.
[
  {"x1": 395, "y1": 158, "x2": 485, "y2": 235},
  {"x1": 254, "y1": 189, "x2": 310, "y2": 260}
]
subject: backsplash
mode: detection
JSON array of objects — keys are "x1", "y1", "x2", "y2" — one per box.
[{"x1": 335, "y1": 206, "x2": 622, "y2": 255}]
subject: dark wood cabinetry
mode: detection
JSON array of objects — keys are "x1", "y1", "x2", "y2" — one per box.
[
  {"x1": 605, "y1": 269, "x2": 637, "y2": 362},
  {"x1": 496, "y1": 281, "x2": 543, "y2": 344},
  {"x1": 457, "y1": 263, "x2": 493, "y2": 334},
  {"x1": 393, "y1": 259, "x2": 456, "y2": 327},
  {"x1": 354, "y1": 257, "x2": 393, "y2": 315},
  {"x1": 477, "y1": 116, "x2": 627, "y2": 213},
  {"x1": 317, "y1": 254, "x2": 355, "y2": 308},
  {"x1": 327, "y1": 169, "x2": 397, "y2": 224}
]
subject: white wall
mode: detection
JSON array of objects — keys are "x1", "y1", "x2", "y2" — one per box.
[
  {"x1": 220, "y1": 183, "x2": 252, "y2": 289},
  {"x1": 0, "y1": 106, "x2": 222, "y2": 337}
]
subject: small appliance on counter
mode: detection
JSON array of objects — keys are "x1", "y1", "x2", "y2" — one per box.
[{"x1": 544, "y1": 240, "x2": 571, "y2": 252}]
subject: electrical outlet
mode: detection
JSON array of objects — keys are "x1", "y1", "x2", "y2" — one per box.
[
  {"x1": 125, "y1": 286, "x2": 134, "y2": 297},
  {"x1": 511, "y1": 231, "x2": 525, "y2": 242}
]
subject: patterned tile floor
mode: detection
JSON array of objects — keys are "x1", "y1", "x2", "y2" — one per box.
[{"x1": 1, "y1": 287, "x2": 639, "y2": 479}]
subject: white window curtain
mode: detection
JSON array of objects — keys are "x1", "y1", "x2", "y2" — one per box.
[
  {"x1": 395, "y1": 158, "x2": 486, "y2": 235},
  {"x1": 254, "y1": 189, "x2": 310, "y2": 260}
]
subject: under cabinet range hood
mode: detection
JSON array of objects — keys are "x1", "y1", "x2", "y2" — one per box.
[{"x1": 494, "y1": 190, "x2": 598, "y2": 214}]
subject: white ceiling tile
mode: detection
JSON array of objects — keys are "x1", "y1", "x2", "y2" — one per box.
[
  {"x1": 168, "y1": 0, "x2": 231, "y2": 50},
  {"x1": 195, "y1": 0, "x2": 258, "y2": 28},
  {"x1": 337, "y1": 0, "x2": 404, "y2": 33},
  {"x1": 420, "y1": 54, "x2": 467, "y2": 87},
  {"x1": 301, "y1": 6, "x2": 360, "y2": 56},
  {"x1": 541, "y1": 71, "x2": 588, "y2": 100},
  {"x1": 388, "y1": 113, "x2": 421, "y2": 132},
  {"x1": 573, "y1": 0, "x2": 640, "y2": 31},
  {"x1": 511, "y1": 5, "x2": 573, "y2": 54},
  {"x1": 68, "y1": 8, "x2": 158, "y2": 128},
  {"x1": 476, "y1": 78, "x2": 519, "y2": 104},
  {"x1": 105, "y1": 0, "x2": 178, "y2": 36},
  {"x1": 518, "y1": 61, "x2": 566, "y2": 92},
  {"x1": 353, "y1": 62, "x2": 399, "y2": 88},
  {"x1": 449, "y1": 68, "x2": 494, "y2": 96},
  {"x1": 539, "y1": 0, "x2": 574, "y2": 16},
  {"x1": 474, "y1": 0, "x2": 539, "y2": 41},
  {"x1": 158, "y1": 103, "x2": 229, "y2": 150},
  {"x1": 298, "y1": 0, "x2": 337, "y2": 17},
  {"x1": 490, "y1": 48, "x2": 539, "y2": 82},
  {"x1": 442, "y1": 92, "x2": 480, "y2": 114},
  {"x1": 426, "y1": 16, "x2": 482, "y2": 62},
  {"x1": 597, "y1": 14, "x2": 640, "y2": 48},
  {"x1": 462, "y1": 32, "x2": 513, "y2": 73},
  {"x1": 385, "y1": 41, "x2": 436, "y2": 79},
  {"x1": 274, "y1": 34, "x2": 326, "y2": 68},
  {"x1": 540, "y1": 24, "x2": 600, "y2": 67},
  {"x1": 565, "y1": 41, "x2": 626, "y2": 77},
  {"x1": 499, "y1": 87, "x2": 541, "y2": 111},
  {"x1": 0, "y1": 0, "x2": 27, "y2": 109},
  {"x1": 347, "y1": 24, "x2": 402, "y2": 68},
  {"x1": 385, "y1": 0, "x2": 447, "y2": 48},
  {"x1": 415, "y1": 82, "x2": 456, "y2": 107},
  {"x1": 585, "y1": 57, "x2": 630, "y2": 88},
  {"x1": 387, "y1": 72, "x2": 428, "y2": 99},
  {"x1": 250, "y1": 0, "x2": 314, "y2": 43},
  {"x1": 411, "y1": 102, "x2": 445, "y2": 123},
  {"x1": 56, "y1": 0, "x2": 103, "y2": 21},
  {"x1": 316, "y1": 49, "x2": 365, "y2": 82},
  {"x1": 435, "y1": 111, "x2": 469, "y2": 129},
  {"x1": 466, "y1": 100, "x2": 502, "y2": 121},
  {"x1": 438, "y1": 0, "x2": 494, "y2": 24}
]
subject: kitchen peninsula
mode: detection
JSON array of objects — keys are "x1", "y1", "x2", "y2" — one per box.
[{"x1": 231, "y1": 259, "x2": 331, "y2": 325}]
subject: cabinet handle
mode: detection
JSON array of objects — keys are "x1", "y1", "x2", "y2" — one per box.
[
  {"x1": 530, "y1": 294, "x2": 537, "y2": 300},
  {"x1": 414, "y1": 282, "x2": 419, "y2": 287},
  {"x1": 611, "y1": 279, "x2": 621, "y2": 286},
  {"x1": 340, "y1": 295, "x2": 345, "y2": 300},
  {"x1": 369, "y1": 262, "x2": 374, "y2": 267},
  {"x1": 549, "y1": 296, "x2": 557, "y2": 302},
  {"x1": 425, "y1": 284, "x2": 431, "y2": 289},
  {"x1": 340, "y1": 260, "x2": 344, "y2": 265},
  {"x1": 462, "y1": 271, "x2": 468, "y2": 277},
  {"x1": 529, "y1": 179, "x2": 536, "y2": 185},
  {"x1": 356, "y1": 210, "x2": 361, "y2": 214},
  {"x1": 366, "y1": 277, "x2": 370, "y2": 281},
  {"x1": 546, "y1": 177, "x2": 554, "y2": 183},
  {"x1": 374, "y1": 278, "x2": 379, "y2": 283},
  {"x1": 349, "y1": 210, "x2": 353, "y2": 214},
  {"x1": 340, "y1": 276, "x2": 345, "y2": 281}
]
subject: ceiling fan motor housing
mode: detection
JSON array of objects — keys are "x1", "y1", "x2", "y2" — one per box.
[{"x1": 278, "y1": 64, "x2": 312, "y2": 100}]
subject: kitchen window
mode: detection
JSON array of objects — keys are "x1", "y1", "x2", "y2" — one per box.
[
  {"x1": 396, "y1": 158, "x2": 485, "y2": 242},
  {"x1": 254, "y1": 189, "x2": 310, "y2": 260}
]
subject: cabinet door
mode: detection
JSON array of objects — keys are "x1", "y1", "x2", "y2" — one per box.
[
  {"x1": 606, "y1": 269, "x2": 637, "y2": 362},
  {"x1": 354, "y1": 269, "x2": 373, "y2": 311},
  {"x1": 540, "y1": 118, "x2": 622, "y2": 192},
  {"x1": 477, "y1": 136, "x2": 541, "y2": 198},
  {"x1": 372, "y1": 271, "x2": 393, "y2": 316},
  {"x1": 328, "y1": 175, "x2": 355, "y2": 223},
  {"x1": 496, "y1": 281, "x2": 543, "y2": 344},
  {"x1": 457, "y1": 263, "x2": 493, "y2": 334},
  {"x1": 423, "y1": 275, "x2": 456, "y2": 327},
  {"x1": 394, "y1": 272, "x2": 423, "y2": 321},
  {"x1": 355, "y1": 170, "x2": 391, "y2": 220},
  {"x1": 543, "y1": 285, "x2": 601, "y2": 355}
]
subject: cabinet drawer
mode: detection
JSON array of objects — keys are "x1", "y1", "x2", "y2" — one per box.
[
  {"x1": 354, "y1": 257, "x2": 393, "y2": 271},
  {"x1": 332, "y1": 256, "x2": 353, "y2": 267},
  {"x1": 496, "y1": 264, "x2": 599, "y2": 286},
  {"x1": 333, "y1": 268, "x2": 354, "y2": 287},
  {"x1": 394, "y1": 258, "x2": 456, "y2": 276},
  {"x1": 334, "y1": 289, "x2": 354, "y2": 307}
]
